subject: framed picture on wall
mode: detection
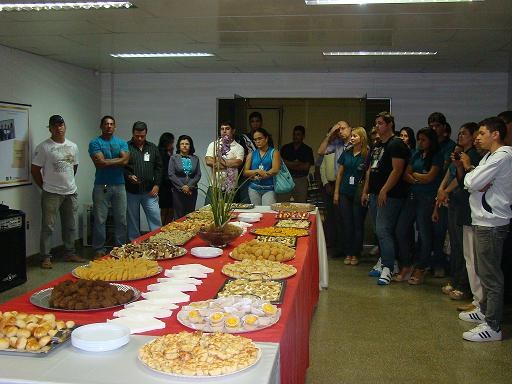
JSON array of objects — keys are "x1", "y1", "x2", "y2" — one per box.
[{"x1": 0, "y1": 101, "x2": 31, "y2": 188}]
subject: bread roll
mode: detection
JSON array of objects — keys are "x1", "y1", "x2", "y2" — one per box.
[
  {"x1": 9, "y1": 336, "x2": 17, "y2": 348},
  {"x1": 5, "y1": 326, "x2": 18, "y2": 337},
  {"x1": 65, "y1": 320, "x2": 75, "y2": 329},
  {"x1": 42, "y1": 313, "x2": 56, "y2": 322},
  {"x1": 38, "y1": 335, "x2": 51, "y2": 347},
  {"x1": 15, "y1": 319, "x2": 27, "y2": 329},
  {"x1": 33, "y1": 326, "x2": 48, "y2": 339},
  {"x1": 15, "y1": 336, "x2": 27, "y2": 350},
  {"x1": 0, "y1": 337, "x2": 9, "y2": 350},
  {"x1": 26, "y1": 338, "x2": 40, "y2": 351},
  {"x1": 16, "y1": 328, "x2": 31, "y2": 338},
  {"x1": 15, "y1": 312, "x2": 28, "y2": 320}
]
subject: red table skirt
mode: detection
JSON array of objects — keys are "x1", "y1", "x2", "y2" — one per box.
[{"x1": 1, "y1": 213, "x2": 319, "y2": 384}]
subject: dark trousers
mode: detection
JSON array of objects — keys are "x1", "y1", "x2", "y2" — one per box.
[
  {"x1": 432, "y1": 204, "x2": 448, "y2": 270},
  {"x1": 172, "y1": 189, "x2": 198, "y2": 219},
  {"x1": 448, "y1": 203, "x2": 469, "y2": 293},
  {"x1": 339, "y1": 193, "x2": 367, "y2": 257},
  {"x1": 322, "y1": 182, "x2": 339, "y2": 248}
]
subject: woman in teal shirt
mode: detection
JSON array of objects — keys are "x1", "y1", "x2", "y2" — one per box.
[{"x1": 334, "y1": 127, "x2": 369, "y2": 266}]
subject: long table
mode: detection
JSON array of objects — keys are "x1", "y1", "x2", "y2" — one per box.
[{"x1": 0, "y1": 212, "x2": 319, "y2": 384}]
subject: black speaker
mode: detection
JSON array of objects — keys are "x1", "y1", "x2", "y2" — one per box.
[{"x1": 0, "y1": 209, "x2": 27, "y2": 292}]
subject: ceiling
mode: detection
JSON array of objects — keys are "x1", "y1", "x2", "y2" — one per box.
[{"x1": 0, "y1": 0, "x2": 511, "y2": 73}]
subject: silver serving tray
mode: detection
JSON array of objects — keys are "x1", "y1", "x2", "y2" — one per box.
[
  {"x1": 71, "y1": 265, "x2": 163, "y2": 282},
  {"x1": 29, "y1": 283, "x2": 141, "y2": 312}
]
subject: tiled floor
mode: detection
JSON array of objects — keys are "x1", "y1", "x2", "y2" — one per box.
[{"x1": 1, "y1": 249, "x2": 511, "y2": 383}]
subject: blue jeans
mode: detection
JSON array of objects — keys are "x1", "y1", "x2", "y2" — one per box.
[
  {"x1": 369, "y1": 194, "x2": 403, "y2": 270},
  {"x1": 127, "y1": 192, "x2": 162, "y2": 241},
  {"x1": 396, "y1": 193, "x2": 434, "y2": 269},
  {"x1": 474, "y1": 225, "x2": 509, "y2": 331},
  {"x1": 339, "y1": 193, "x2": 367, "y2": 257},
  {"x1": 248, "y1": 187, "x2": 277, "y2": 206},
  {"x1": 40, "y1": 191, "x2": 78, "y2": 260},
  {"x1": 92, "y1": 184, "x2": 127, "y2": 253}
]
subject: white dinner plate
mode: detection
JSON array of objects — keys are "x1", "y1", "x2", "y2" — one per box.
[
  {"x1": 191, "y1": 247, "x2": 223, "y2": 258},
  {"x1": 71, "y1": 323, "x2": 130, "y2": 352}
]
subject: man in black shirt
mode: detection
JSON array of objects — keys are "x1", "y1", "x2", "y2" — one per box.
[
  {"x1": 278, "y1": 125, "x2": 315, "y2": 203},
  {"x1": 362, "y1": 112, "x2": 409, "y2": 285},
  {"x1": 125, "y1": 121, "x2": 163, "y2": 241}
]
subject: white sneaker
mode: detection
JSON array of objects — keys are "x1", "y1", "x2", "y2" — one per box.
[
  {"x1": 463, "y1": 323, "x2": 502, "y2": 342},
  {"x1": 368, "y1": 258, "x2": 382, "y2": 277},
  {"x1": 377, "y1": 267, "x2": 391, "y2": 285},
  {"x1": 458, "y1": 309, "x2": 485, "y2": 323}
]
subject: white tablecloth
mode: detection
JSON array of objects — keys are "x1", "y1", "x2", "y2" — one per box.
[
  {"x1": 0, "y1": 337, "x2": 280, "y2": 384},
  {"x1": 235, "y1": 206, "x2": 329, "y2": 289}
]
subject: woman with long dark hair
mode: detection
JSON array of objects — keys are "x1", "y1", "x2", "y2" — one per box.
[
  {"x1": 395, "y1": 127, "x2": 442, "y2": 284},
  {"x1": 168, "y1": 135, "x2": 201, "y2": 218},
  {"x1": 158, "y1": 132, "x2": 174, "y2": 225},
  {"x1": 399, "y1": 126, "x2": 416, "y2": 151},
  {"x1": 243, "y1": 128, "x2": 281, "y2": 205}
]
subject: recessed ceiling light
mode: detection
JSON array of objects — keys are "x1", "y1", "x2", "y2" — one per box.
[
  {"x1": 0, "y1": 2, "x2": 134, "y2": 11},
  {"x1": 323, "y1": 51, "x2": 437, "y2": 55},
  {"x1": 306, "y1": 1, "x2": 482, "y2": 4},
  {"x1": 110, "y1": 53, "x2": 215, "y2": 58}
]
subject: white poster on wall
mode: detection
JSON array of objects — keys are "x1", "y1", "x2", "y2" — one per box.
[{"x1": 0, "y1": 102, "x2": 31, "y2": 188}]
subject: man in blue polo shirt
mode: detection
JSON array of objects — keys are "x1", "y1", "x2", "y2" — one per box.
[{"x1": 89, "y1": 115, "x2": 129, "y2": 258}]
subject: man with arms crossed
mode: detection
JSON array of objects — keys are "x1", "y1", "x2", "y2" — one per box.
[
  {"x1": 32, "y1": 115, "x2": 85, "y2": 269},
  {"x1": 458, "y1": 117, "x2": 512, "y2": 342},
  {"x1": 89, "y1": 115, "x2": 129, "y2": 258}
]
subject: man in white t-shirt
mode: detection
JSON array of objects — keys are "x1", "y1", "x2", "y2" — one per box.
[
  {"x1": 31, "y1": 115, "x2": 85, "y2": 269},
  {"x1": 204, "y1": 121, "x2": 244, "y2": 204}
]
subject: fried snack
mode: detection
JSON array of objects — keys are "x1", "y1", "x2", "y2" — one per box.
[
  {"x1": 271, "y1": 202, "x2": 315, "y2": 212},
  {"x1": 222, "y1": 259, "x2": 297, "y2": 280},
  {"x1": 231, "y1": 240, "x2": 295, "y2": 262},
  {"x1": 252, "y1": 226, "x2": 308, "y2": 237},
  {"x1": 217, "y1": 279, "x2": 283, "y2": 302},
  {"x1": 74, "y1": 258, "x2": 159, "y2": 281},
  {"x1": 111, "y1": 241, "x2": 186, "y2": 260},
  {"x1": 0, "y1": 311, "x2": 75, "y2": 353},
  {"x1": 148, "y1": 230, "x2": 195, "y2": 245},
  {"x1": 275, "y1": 211, "x2": 310, "y2": 220},
  {"x1": 256, "y1": 235, "x2": 296, "y2": 248},
  {"x1": 139, "y1": 332, "x2": 260, "y2": 376},
  {"x1": 161, "y1": 220, "x2": 209, "y2": 233},
  {"x1": 186, "y1": 210, "x2": 214, "y2": 220},
  {"x1": 275, "y1": 219, "x2": 310, "y2": 229},
  {"x1": 49, "y1": 280, "x2": 134, "y2": 310}
]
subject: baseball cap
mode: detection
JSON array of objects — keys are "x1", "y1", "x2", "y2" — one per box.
[{"x1": 49, "y1": 115, "x2": 65, "y2": 126}]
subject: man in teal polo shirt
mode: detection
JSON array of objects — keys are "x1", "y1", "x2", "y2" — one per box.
[{"x1": 89, "y1": 115, "x2": 129, "y2": 258}]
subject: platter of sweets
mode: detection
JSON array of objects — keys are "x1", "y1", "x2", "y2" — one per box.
[
  {"x1": 72, "y1": 258, "x2": 161, "y2": 281},
  {"x1": 250, "y1": 226, "x2": 309, "y2": 237},
  {"x1": 139, "y1": 331, "x2": 261, "y2": 377},
  {"x1": 147, "y1": 230, "x2": 195, "y2": 246},
  {"x1": 29, "y1": 280, "x2": 140, "y2": 311},
  {"x1": 111, "y1": 241, "x2": 187, "y2": 260},
  {"x1": 275, "y1": 219, "x2": 311, "y2": 229},
  {"x1": 256, "y1": 235, "x2": 296, "y2": 248},
  {"x1": 176, "y1": 296, "x2": 281, "y2": 334},
  {"x1": 231, "y1": 203, "x2": 255, "y2": 209},
  {"x1": 270, "y1": 202, "x2": 315, "y2": 212},
  {"x1": 216, "y1": 278, "x2": 286, "y2": 304},
  {"x1": 275, "y1": 210, "x2": 310, "y2": 220},
  {"x1": 161, "y1": 220, "x2": 205, "y2": 233},
  {"x1": 230, "y1": 239, "x2": 295, "y2": 262},
  {"x1": 0, "y1": 311, "x2": 76, "y2": 355},
  {"x1": 222, "y1": 259, "x2": 297, "y2": 280}
]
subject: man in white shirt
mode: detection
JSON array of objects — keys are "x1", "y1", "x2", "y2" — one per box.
[
  {"x1": 31, "y1": 115, "x2": 85, "y2": 269},
  {"x1": 205, "y1": 121, "x2": 244, "y2": 204},
  {"x1": 458, "y1": 117, "x2": 512, "y2": 342}
]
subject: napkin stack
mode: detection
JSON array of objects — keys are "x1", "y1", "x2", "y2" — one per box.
[{"x1": 106, "y1": 263, "x2": 214, "y2": 334}]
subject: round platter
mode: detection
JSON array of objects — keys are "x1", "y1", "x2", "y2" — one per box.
[
  {"x1": 249, "y1": 227, "x2": 309, "y2": 237},
  {"x1": 29, "y1": 283, "x2": 141, "y2": 312},
  {"x1": 138, "y1": 346, "x2": 261, "y2": 378},
  {"x1": 222, "y1": 260, "x2": 297, "y2": 280},
  {"x1": 229, "y1": 251, "x2": 295, "y2": 262},
  {"x1": 71, "y1": 265, "x2": 163, "y2": 282},
  {"x1": 111, "y1": 246, "x2": 187, "y2": 261}
]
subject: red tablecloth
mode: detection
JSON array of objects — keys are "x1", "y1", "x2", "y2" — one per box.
[{"x1": 1, "y1": 213, "x2": 319, "y2": 384}]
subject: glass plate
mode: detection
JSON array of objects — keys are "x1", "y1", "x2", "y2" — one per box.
[
  {"x1": 29, "y1": 283, "x2": 141, "y2": 312},
  {"x1": 71, "y1": 265, "x2": 163, "y2": 282}
]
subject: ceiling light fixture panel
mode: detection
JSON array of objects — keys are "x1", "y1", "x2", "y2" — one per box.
[
  {"x1": 323, "y1": 51, "x2": 437, "y2": 55},
  {"x1": 0, "y1": 2, "x2": 134, "y2": 11},
  {"x1": 306, "y1": 1, "x2": 482, "y2": 4},
  {"x1": 110, "y1": 53, "x2": 215, "y2": 58}
]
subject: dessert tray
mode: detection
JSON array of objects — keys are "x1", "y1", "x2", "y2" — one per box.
[
  {"x1": 72, "y1": 258, "x2": 162, "y2": 282},
  {"x1": 255, "y1": 235, "x2": 297, "y2": 248},
  {"x1": 138, "y1": 331, "x2": 261, "y2": 377},
  {"x1": 30, "y1": 282, "x2": 140, "y2": 312},
  {"x1": 216, "y1": 278, "x2": 286, "y2": 304},
  {"x1": 222, "y1": 259, "x2": 297, "y2": 280},
  {"x1": 271, "y1": 202, "x2": 315, "y2": 212},
  {"x1": 230, "y1": 240, "x2": 295, "y2": 262},
  {"x1": 111, "y1": 241, "x2": 187, "y2": 260},
  {"x1": 275, "y1": 211, "x2": 310, "y2": 220},
  {"x1": 231, "y1": 203, "x2": 255, "y2": 209},
  {"x1": 176, "y1": 296, "x2": 281, "y2": 334},
  {"x1": 146, "y1": 230, "x2": 195, "y2": 246},
  {"x1": 275, "y1": 219, "x2": 311, "y2": 229},
  {"x1": 250, "y1": 226, "x2": 309, "y2": 237}
]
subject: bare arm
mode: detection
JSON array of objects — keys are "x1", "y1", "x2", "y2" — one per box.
[
  {"x1": 403, "y1": 165, "x2": 416, "y2": 184},
  {"x1": 31, "y1": 164, "x2": 43, "y2": 189},
  {"x1": 91, "y1": 150, "x2": 129, "y2": 169},
  {"x1": 412, "y1": 165, "x2": 439, "y2": 184}
]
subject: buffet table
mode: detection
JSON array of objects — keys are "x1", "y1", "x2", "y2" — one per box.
[
  {"x1": 0, "y1": 337, "x2": 280, "y2": 384},
  {"x1": 0, "y1": 212, "x2": 319, "y2": 384}
]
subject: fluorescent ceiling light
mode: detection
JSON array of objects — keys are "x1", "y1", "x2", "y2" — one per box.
[
  {"x1": 306, "y1": 1, "x2": 482, "y2": 4},
  {"x1": 111, "y1": 53, "x2": 215, "y2": 58},
  {"x1": 323, "y1": 51, "x2": 437, "y2": 55},
  {"x1": 0, "y1": 2, "x2": 134, "y2": 11}
]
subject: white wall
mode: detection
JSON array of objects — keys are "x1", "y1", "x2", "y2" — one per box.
[
  {"x1": 0, "y1": 45, "x2": 101, "y2": 256},
  {"x1": 101, "y1": 71, "x2": 509, "y2": 203}
]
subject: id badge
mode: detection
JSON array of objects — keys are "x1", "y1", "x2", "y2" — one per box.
[
  {"x1": 258, "y1": 164, "x2": 264, "y2": 170},
  {"x1": 349, "y1": 176, "x2": 355, "y2": 185},
  {"x1": 144, "y1": 152, "x2": 150, "y2": 161}
]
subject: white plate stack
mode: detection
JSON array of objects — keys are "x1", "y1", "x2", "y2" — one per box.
[{"x1": 71, "y1": 323, "x2": 130, "y2": 352}]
